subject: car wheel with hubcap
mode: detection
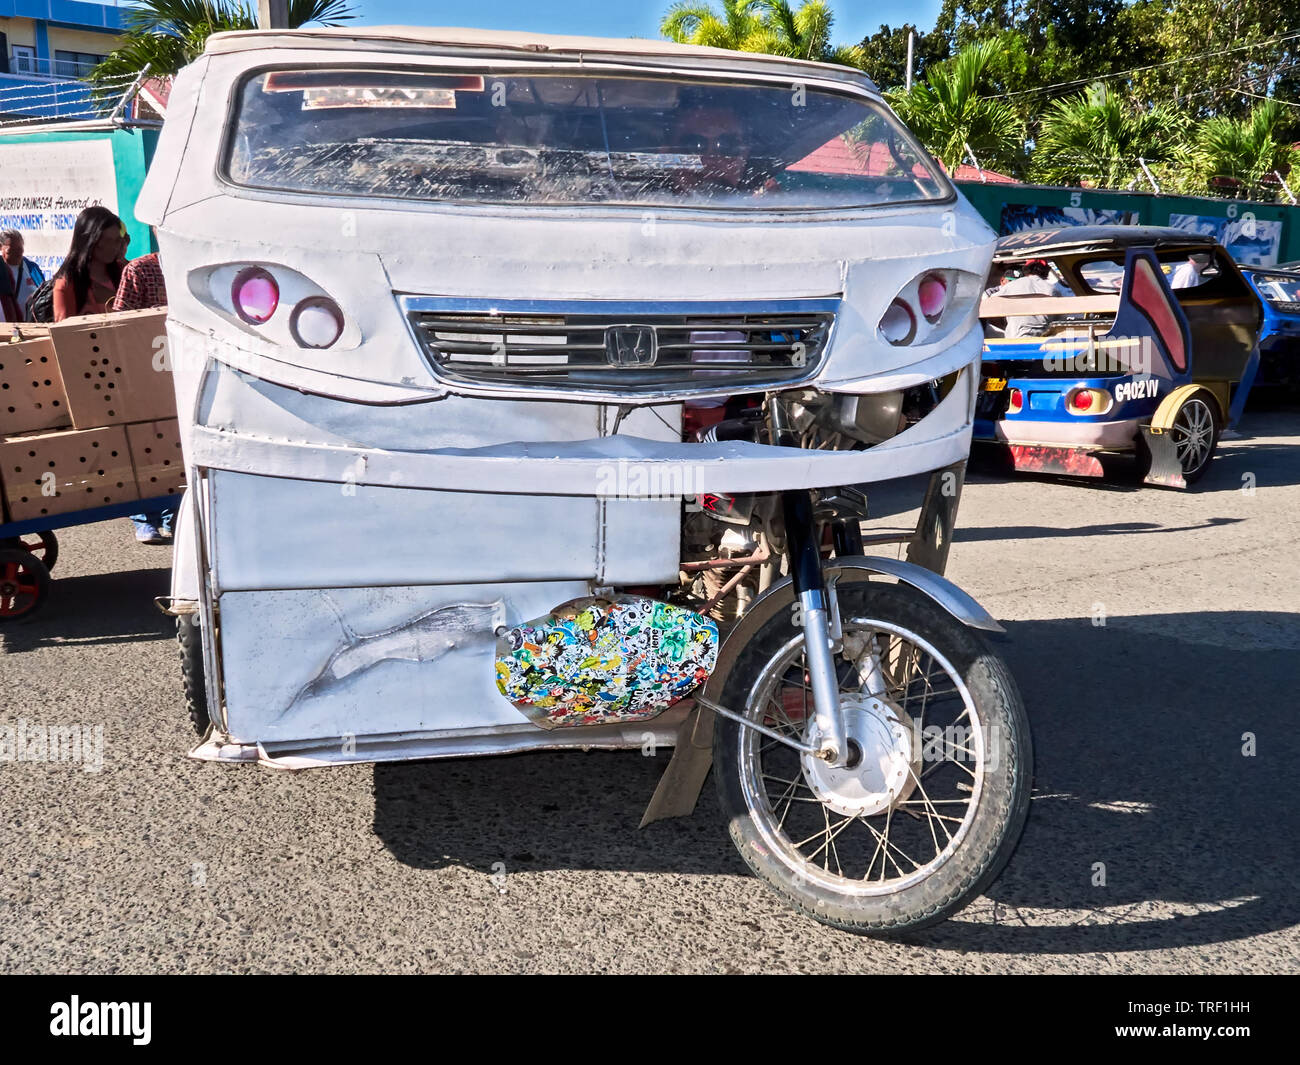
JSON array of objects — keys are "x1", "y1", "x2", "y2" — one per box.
[{"x1": 1169, "y1": 394, "x2": 1218, "y2": 483}]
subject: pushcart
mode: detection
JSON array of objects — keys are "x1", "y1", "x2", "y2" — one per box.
[{"x1": 0, "y1": 493, "x2": 184, "y2": 622}]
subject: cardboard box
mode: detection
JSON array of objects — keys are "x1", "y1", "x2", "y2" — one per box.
[
  {"x1": 126, "y1": 419, "x2": 185, "y2": 497},
  {"x1": 49, "y1": 308, "x2": 176, "y2": 429},
  {"x1": 0, "y1": 323, "x2": 50, "y2": 342},
  {"x1": 0, "y1": 335, "x2": 73, "y2": 436},
  {"x1": 0, "y1": 425, "x2": 138, "y2": 521}
]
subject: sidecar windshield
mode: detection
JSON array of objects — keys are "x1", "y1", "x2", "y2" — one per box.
[{"x1": 223, "y1": 67, "x2": 949, "y2": 210}]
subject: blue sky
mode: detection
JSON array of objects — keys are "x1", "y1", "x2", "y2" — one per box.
[{"x1": 354, "y1": 1, "x2": 943, "y2": 42}]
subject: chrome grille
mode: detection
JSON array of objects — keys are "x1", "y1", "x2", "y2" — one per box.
[{"x1": 404, "y1": 298, "x2": 837, "y2": 397}]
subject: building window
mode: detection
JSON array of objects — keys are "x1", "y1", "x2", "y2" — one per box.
[
  {"x1": 53, "y1": 51, "x2": 106, "y2": 78},
  {"x1": 11, "y1": 46, "x2": 37, "y2": 74}
]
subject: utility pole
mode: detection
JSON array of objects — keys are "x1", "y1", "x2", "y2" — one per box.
[
  {"x1": 905, "y1": 29, "x2": 915, "y2": 91},
  {"x1": 258, "y1": 0, "x2": 290, "y2": 29}
]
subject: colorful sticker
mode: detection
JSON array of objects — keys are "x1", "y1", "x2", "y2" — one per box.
[{"x1": 495, "y1": 595, "x2": 718, "y2": 730}]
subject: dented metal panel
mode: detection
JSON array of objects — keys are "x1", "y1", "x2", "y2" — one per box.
[{"x1": 218, "y1": 582, "x2": 589, "y2": 741}]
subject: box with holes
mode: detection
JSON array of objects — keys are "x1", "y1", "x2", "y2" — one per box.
[
  {"x1": 0, "y1": 425, "x2": 139, "y2": 521},
  {"x1": 48, "y1": 308, "x2": 176, "y2": 429},
  {"x1": 0, "y1": 335, "x2": 72, "y2": 436},
  {"x1": 126, "y1": 419, "x2": 185, "y2": 495}
]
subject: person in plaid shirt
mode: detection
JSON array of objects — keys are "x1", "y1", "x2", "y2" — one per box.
[
  {"x1": 111, "y1": 252, "x2": 167, "y2": 312},
  {"x1": 112, "y1": 252, "x2": 173, "y2": 542}
]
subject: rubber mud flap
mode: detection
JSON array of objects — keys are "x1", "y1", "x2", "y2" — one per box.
[
  {"x1": 1139, "y1": 426, "x2": 1187, "y2": 488},
  {"x1": 639, "y1": 702, "x2": 715, "y2": 827}
]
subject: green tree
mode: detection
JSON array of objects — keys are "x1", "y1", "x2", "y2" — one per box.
[
  {"x1": 887, "y1": 40, "x2": 1025, "y2": 174},
  {"x1": 857, "y1": 23, "x2": 950, "y2": 90},
  {"x1": 89, "y1": 0, "x2": 356, "y2": 85},
  {"x1": 1032, "y1": 82, "x2": 1188, "y2": 189},
  {"x1": 752, "y1": 1, "x2": 864, "y2": 67},
  {"x1": 661, "y1": 1, "x2": 866, "y2": 66},
  {"x1": 1129, "y1": 0, "x2": 1300, "y2": 121},
  {"x1": 660, "y1": 0, "x2": 767, "y2": 51},
  {"x1": 1192, "y1": 98, "x2": 1299, "y2": 199}
]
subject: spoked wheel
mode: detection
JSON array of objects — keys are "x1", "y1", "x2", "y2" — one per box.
[
  {"x1": 715, "y1": 579, "x2": 1032, "y2": 934},
  {"x1": 0, "y1": 530, "x2": 58, "y2": 572},
  {"x1": 0, "y1": 548, "x2": 51, "y2": 624},
  {"x1": 1169, "y1": 395, "x2": 1218, "y2": 484}
]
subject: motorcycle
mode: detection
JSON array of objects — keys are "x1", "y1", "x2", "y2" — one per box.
[{"x1": 142, "y1": 24, "x2": 1032, "y2": 933}]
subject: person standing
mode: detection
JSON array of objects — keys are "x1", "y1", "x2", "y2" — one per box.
[
  {"x1": 113, "y1": 250, "x2": 173, "y2": 543},
  {"x1": 0, "y1": 229, "x2": 45, "y2": 321},
  {"x1": 111, "y1": 251, "x2": 167, "y2": 312},
  {"x1": 1171, "y1": 251, "x2": 1211, "y2": 289},
  {"x1": 50, "y1": 206, "x2": 126, "y2": 322},
  {"x1": 1000, "y1": 259, "x2": 1069, "y2": 339}
]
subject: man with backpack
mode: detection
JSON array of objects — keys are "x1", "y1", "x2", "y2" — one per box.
[{"x1": 1, "y1": 229, "x2": 46, "y2": 321}]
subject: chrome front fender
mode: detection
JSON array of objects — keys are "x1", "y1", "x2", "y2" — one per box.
[
  {"x1": 641, "y1": 556, "x2": 1003, "y2": 826},
  {"x1": 703, "y1": 554, "x2": 1001, "y2": 706}
]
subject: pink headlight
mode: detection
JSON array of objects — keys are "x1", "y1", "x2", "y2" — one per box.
[
  {"x1": 231, "y1": 267, "x2": 279, "y2": 325},
  {"x1": 918, "y1": 274, "x2": 948, "y2": 321}
]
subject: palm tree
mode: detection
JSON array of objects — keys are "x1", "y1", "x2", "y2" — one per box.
[
  {"x1": 749, "y1": 1, "x2": 860, "y2": 66},
  {"x1": 661, "y1": 0, "x2": 863, "y2": 66},
  {"x1": 89, "y1": 0, "x2": 356, "y2": 86},
  {"x1": 1033, "y1": 82, "x2": 1188, "y2": 190},
  {"x1": 887, "y1": 41, "x2": 1024, "y2": 175},
  {"x1": 1192, "y1": 99, "x2": 1299, "y2": 199},
  {"x1": 660, "y1": 0, "x2": 766, "y2": 51}
]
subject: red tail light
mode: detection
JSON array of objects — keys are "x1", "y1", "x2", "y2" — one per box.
[
  {"x1": 1066, "y1": 388, "x2": 1110, "y2": 415},
  {"x1": 231, "y1": 267, "x2": 278, "y2": 325},
  {"x1": 1008, "y1": 388, "x2": 1023, "y2": 414}
]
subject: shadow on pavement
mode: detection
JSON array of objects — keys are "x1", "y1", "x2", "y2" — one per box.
[
  {"x1": 374, "y1": 610, "x2": 1299, "y2": 954},
  {"x1": 0, "y1": 566, "x2": 172, "y2": 653},
  {"x1": 955, "y1": 516, "x2": 1244, "y2": 543}
]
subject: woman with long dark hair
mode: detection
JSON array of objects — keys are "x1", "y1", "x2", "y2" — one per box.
[{"x1": 51, "y1": 205, "x2": 127, "y2": 322}]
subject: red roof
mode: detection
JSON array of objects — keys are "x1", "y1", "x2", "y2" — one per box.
[
  {"x1": 947, "y1": 163, "x2": 1019, "y2": 185},
  {"x1": 135, "y1": 76, "x2": 172, "y2": 118},
  {"x1": 788, "y1": 136, "x2": 1018, "y2": 184}
]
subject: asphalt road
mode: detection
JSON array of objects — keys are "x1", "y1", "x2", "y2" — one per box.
[{"x1": 1, "y1": 411, "x2": 1298, "y2": 974}]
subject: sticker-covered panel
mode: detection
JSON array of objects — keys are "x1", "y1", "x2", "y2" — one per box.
[{"x1": 496, "y1": 595, "x2": 718, "y2": 729}]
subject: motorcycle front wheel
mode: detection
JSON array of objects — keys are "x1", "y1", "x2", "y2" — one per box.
[{"x1": 714, "y1": 579, "x2": 1032, "y2": 934}]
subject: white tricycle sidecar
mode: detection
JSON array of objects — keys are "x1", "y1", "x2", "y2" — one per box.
[{"x1": 141, "y1": 26, "x2": 1031, "y2": 934}]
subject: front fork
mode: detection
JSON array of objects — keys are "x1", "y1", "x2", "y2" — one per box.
[
  {"x1": 782, "y1": 487, "x2": 851, "y2": 767},
  {"x1": 767, "y1": 396, "x2": 852, "y2": 767}
]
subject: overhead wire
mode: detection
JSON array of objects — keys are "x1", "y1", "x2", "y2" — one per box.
[{"x1": 988, "y1": 29, "x2": 1300, "y2": 100}]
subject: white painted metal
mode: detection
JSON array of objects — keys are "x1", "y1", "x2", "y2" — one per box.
[
  {"x1": 190, "y1": 702, "x2": 692, "y2": 768},
  {"x1": 140, "y1": 30, "x2": 998, "y2": 764}
]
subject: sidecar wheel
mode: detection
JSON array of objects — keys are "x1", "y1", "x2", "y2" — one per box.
[
  {"x1": 714, "y1": 579, "x2": 1032, "y2": 934},
  {"x1": 177, "y1": 614, "x2": 211, "y2": 736}
]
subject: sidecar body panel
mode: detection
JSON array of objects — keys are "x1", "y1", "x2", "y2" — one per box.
[{"x1": 143, "y1": 27, "x2": 998, "y2": 758}]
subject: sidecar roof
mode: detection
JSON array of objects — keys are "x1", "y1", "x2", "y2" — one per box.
[
  {"x1": 203, "y1": 26, "x2": 879, "y2": 89},
  {"x1": 993, "y1": 225, "x2": 1219, "y2": 262}
]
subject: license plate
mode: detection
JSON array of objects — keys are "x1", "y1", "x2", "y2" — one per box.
[{"x1": 982, "y1": 377, "x2": 1007, "y2": 392}]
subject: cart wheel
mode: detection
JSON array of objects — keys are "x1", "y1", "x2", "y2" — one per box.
[
  {"x1": 177, "y1": 614, "x2": 211, "y2": 736},
  {"x1": 0, "y1": 548, "x2": 51, "y2": 624},
  {"x1": 1, "y1": 530, "x2": 58, "y2": 572}
]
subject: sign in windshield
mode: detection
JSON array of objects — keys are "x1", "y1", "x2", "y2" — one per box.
[{"x1": 224, "y1": 68, "x2": 949, "y2": 210}]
